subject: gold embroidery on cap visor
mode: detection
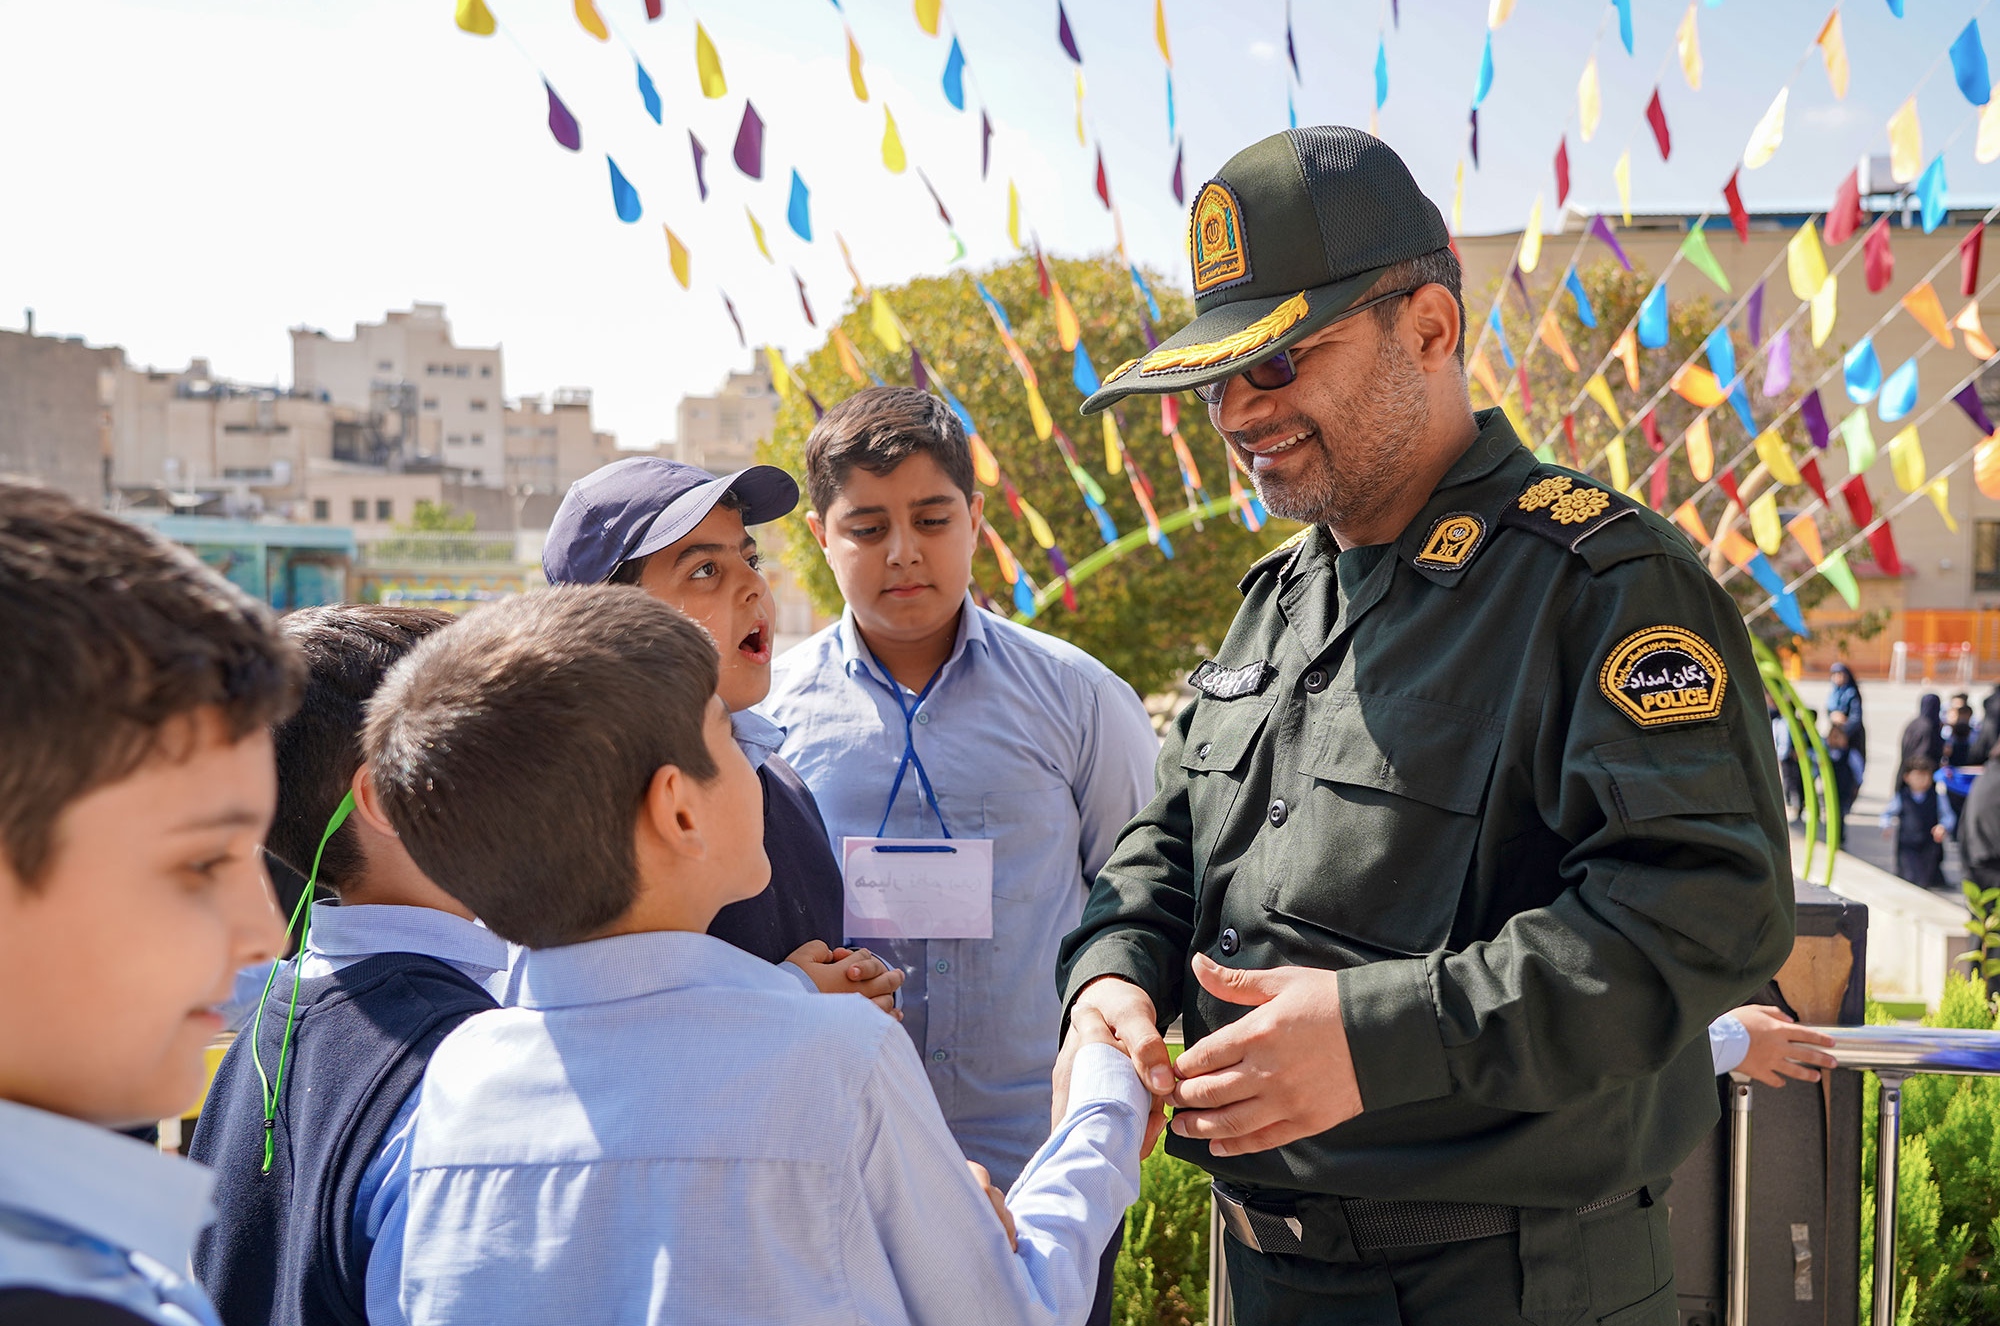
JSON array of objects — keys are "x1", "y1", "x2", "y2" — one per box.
[
  {"x1": 1598, "y1": 625, "x2": 1729, "y2": 728},
  {"x1": 1190, "y1": 180, "x2": 1250, "y2": 294},
  {"x1": 1137, "y1": 293, "x2": 1311, "y2": 377},
  {"x1": 1414, "y1": 513, "x2": 1488, "y2": 570}
]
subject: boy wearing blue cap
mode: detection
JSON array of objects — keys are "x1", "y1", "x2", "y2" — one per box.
[{"x1": 544, "y1": 458, "x2": 899, "y2": 1011}]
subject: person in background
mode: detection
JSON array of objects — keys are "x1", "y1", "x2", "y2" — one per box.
[
  {"x1": 1942, "y1": 697, "x2": 1982, "y2": 822},
  {"x1": 1899, "y1": 693, "x2": 1945, "y2": 779},
  {"x1": 1822, "y1": 713, "x2": 1863, "y2": 843},
  {"x1": 1959, "y1": 741, "x2": 2000, "y2": 893},
  {"x1": 1828, "y1": 662, "x2": 1867, "y2": 769},
  {"x1": 1771, "y1": 697, "x2": 1803, "y2": 824},
  {"x1": 1882, "y1": 756, "x2": 1953, "y2": 889},
  {"x1": 1709, "y1": 1005, "x2": 1837, "y2": 1087}
]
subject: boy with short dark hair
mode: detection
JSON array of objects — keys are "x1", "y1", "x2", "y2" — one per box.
[
  {"x1": 1882, "y1": 756, "x2": 1953, "y2": 887},
  {"x1": 364, "y1": 585, "x2": 1147, "y2": 1324},
  {"x1": 0, "y1": 482, "x2": 299, "y2": 1325},
  {"x1": 188, "y1": 605, "x2": 505, "y2": 1326}
]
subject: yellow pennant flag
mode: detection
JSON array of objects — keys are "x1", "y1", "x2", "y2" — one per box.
[
  {"x1": 1670, "y1": 365, "x2": 1727, "y2": 408},
  {"x1": 765, "y1": 347, "x2": 792, "y2": 403},
  {"x1": 1888, "y1": 99, "x2": 1923, "y2": 184},
  {"x1": 454, "y1": 0, "x2": 496, "y2": 36},
  {"x1": 1811, "y1": 274, "x2": 1838, "y2": 349},
  {"x1": 1050, "y1": 277, "x2": 1081, "y2": 352},
  {"x1": 1673, "y1": 501, "x2": 1711, "y2": 545},
  {"x1": 915, "y1": 0, "x2": 941, "y2": 36},
  {"x1": 882, "y1": 106, "x2": 907, "y2": 173},
  {"x1": 1103, "y1": 412, "x2": 1124, "y2": 474},
  {"x1": 662, "y1": 225, "x2": 690, "y2": 289},
  {"x1": 1605, "y1": 437, "x2": 1630, "y2": 492},
  {"x1": 1538, "y1": 311, "x2": 1581, "y2": 373},
  {"x1": 695, "y1": 23, "x2": 727, "y2": 98},
  {"x1": 1901, "y1": 283, "x2": 1954, "y2": 348},
  {"x1": 870, "y1": 291, "x2": 905, "y2": 353},
  {"x1": 1614, "y1": 151, "x2": 1632, "y2": 225},
  {"x1": 1501, "y1": 394, "x2": 1531, "y2": 446},
  {"x1": 836, "y1": 232, "x2": 866, "y2": 295},
  {"x1": 1980, "y1": 99, "x2": 2000, "y2": 165},
  {"x1": 1817, "y1": 11, "x2": 1848, "y2": 99},
  {"x1": 1585, "y1": 373, "x2": 1624, "y2": 428},
  {"x1": 1676, "y1": 5, "x2": 1702, "y2": 91},
  {"x1": 1074, "y1": 71, "x2": 1087, "y2": 145},
  {"x1": 1006, "y1": 181, "x2": 1022, "y2": 249},
  {"x1": 746, "y1": 208, "x2": 773, "y2": 262},
  {"x1": 830, "y1": 326, "x2": 866, "y2": 383},
  {"x1": 1743, "y1": 88, "x2": 1787, "y2": 170},
  {"x1": 1930, "y1": 477, "x2": 1960, "y2": 531},
  {"x1": 1749, "y1": 491, "x2": 1784, "y2": 555},
  {"x1": 1520, "y1": 196, "x2": 1544, "y2": 273},
  {"x1": 1755, "y1": 429, "x2": 1802, "y2": 486},
  {"x1": 846, "y1": 27, "x2": 868, "y2": 101},
  {"x1": 1470, "y1": 351, "x2": 1504, "y2": 405},
  {"x1": 969, "y1": 434, "x2": 1001, "y2": 486},
  {"x1": 1452, "y1": 159, "x2": 1465, "y2": 234},
  {"x1": 1718, "y1": 528, "x2": 1760, "y2": 569},
  {"x1": 1155, "y1": 0, "x2": 1172, "y2": 62},
  {"x1": 1018, "y1": 496, "x2": 1056, "y2": 549},
  {"x1": 1578, "y1": 59, "x2": 1602, "y2": 142},
  {"x1": 1957, "y1": 301, "x2": 1998, "y2": 359},
  {"x1": 574, "y1": 0, "x2": 608, "y2": 40},
  {"x1": 1979, "y1": 436, "x2": 2000, "y2": 500},
  {"x1": 1613, "y1": 325, "x2": 1640, "y2": 390},
  {"x1": 1488, "y1": 0, "x2": 1517, "y2": 26},
  {"x1": 1024, "y1": 381, "x2": 1054, "y2": 441},
  {"x1": 1786, "y1": 513, "x2": 1824, "y2": 564},
  {"x1": 1786, "y1": 221, "x2": 1826, "y2": 301},
  {"x1": 1890, "y1": 424, "x2": 1927, "y2": 492},
  {"x1": 1686, "y1": 414, "x2": 1714, "y2": 481}
]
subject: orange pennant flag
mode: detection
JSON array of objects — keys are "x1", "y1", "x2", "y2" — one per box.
[
  {"x1": 969, "y1": 435, "x2": 1002, "y2": 488},
  {"x1": 1672, "y1": 501, "x2": 1711, "y2": 545},
  {"x1": 1613, "y1": 325, "x2": 1640, "y2": 391},
  {"x1": 1901, "y1": 282, "x2": 1954, "y2": 348},
  {"x1": 1717, "y1": 528, "x2": 1760, "y2": 568},
  {"x1": 1685, "y1": 414, "x2": 1714, "y2": 481},
  {"x1": 1050, "y1": 276, "x2": 1082, "y2": 352},
  {"x1": 830, "y1": 326, "x2": 866, "y2": 383},
  {"x1": 1670, "y1": 364, "x2": 1728, "y2": 408},
  {"x1": 1978, "y1": 434, "x2": 2000, "y2": 500},
  {"x1": 1786, "y1": 513, "x2": 1825, "y2": 564},
  {"x1": 1470, "y1": 351, "x2": 1504, "y2": 405},
  {"x1": 1538, "y1": 310, "x2": 1580, "y2": 372},
  {"x1": 1957, "y1": 301, "x2": 1998, "y2": 360}
]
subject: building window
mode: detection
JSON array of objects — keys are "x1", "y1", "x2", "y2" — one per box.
[
  {"x1": 351, "y1": 498, "x2": 368, "y2": 521},
  {"x1": 423, "y1": 398, "x2": 438, "y2": 410},
  {"x1": 376, "y1": 498, "x2": 393, "y2": 521},
  {"x1": 426, "y1": 364, "x2": 437, "y2": 376},
  {"x1": 377, "y1": 360, "x2": 393, "y2": 372},
  {"x1": 313, "y1": 498, "x2": 330, "y2": 521},
  {"x1": 480, "y1": 365, "x2": 492, "y2": 378},
  {"x1": 469, "y1": 469, "x2": 484, "y2": 482},
  {"x1": 1977, "y1": 522, "x2": 2000, "y2": 591},
  {"x1": 470, "y1": 398, "x2": 487, "y2": 411},
  {"x1": 470, "y1": 432, "x2": 484, "y2": 445},
  {"x1": 447, "y1": 434, "x2": 464, "y2": 446},
  {"x1": 456, "y1": 365, "x2": 469, "y2": 377}
]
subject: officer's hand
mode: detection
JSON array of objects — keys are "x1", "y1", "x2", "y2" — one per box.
[
  {"x1": 1070, "y1": 975, "x2": 1174, "y2": 1154},
  {"x1": 1167, "y1": 953, "x2": 1361, "y2": 1157}
]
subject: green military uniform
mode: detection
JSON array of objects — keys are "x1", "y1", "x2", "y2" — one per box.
[{"x1": 1065, "y1": 128, "x2": 1794, "y2": 1326}]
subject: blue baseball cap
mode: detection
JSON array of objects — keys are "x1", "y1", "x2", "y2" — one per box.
[{"x1": 542, "y1": 457, "x2": 800, "y2": 585}]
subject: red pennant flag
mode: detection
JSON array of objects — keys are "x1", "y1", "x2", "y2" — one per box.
[
  {"x1": 1841, "y1": 473, "x2": 1873, "y2": 526},
  {"x1": 1963, "y1": 223, "x2": 1985, "y2": 297},
  {"x1": 1649, "y1": 462, "x2": 1669, "y2": 511},
  {"x1": 1562, "y1": 412, "x2": 1580, "y2": 467},
  {"x1": 1002, "y1": 477, "x2": 1024, "y2": 520},
  {"x1": 1864, "y1": 218, "x2": 1894, "y2": 294},
  {"x1": 1554, "y1": 137, "x2": 1570, "y2": 208},
  {"x1": 1722, "y1": 170, "x2": 1749, "y2": 244},
  {"x1": 1641, "y1": 408, "x2": 1665, "y2": 452},
  {"x1": 1161, "y1": 394, "x2": 1180, "y2": 433},
  {"x1": 1826, "y1": 169, "x2": 1863, "y2": 245},
  {"x1": 1645, "y1": 89, "x2": 1671, "y2": 162},
  {"x1": 1094, "y1": 150, "x2": 1111, "y2": 209},
  {"x1": 1718, "y1": 467, "x2": 1742, "y2": 509},
  {"x1": 1516, "y1": 363, "x2": 1534, "y2": 412},
  {"x1": 1870, "y1": 522, "x2": 1904, "y2": 577},
  {"x1": 1842, "y1": 475, "x2": 1902, "y2": 575},
  {"x1": 1799, "y1": 454, "x2": 1829, "y2": 506},
  {"x1": 794, "y1": 271, "x2": 816, "y2": 327},
  {"x1": 1036, "y1": 246, "x2": 1052, "y2": 297},
  {"x1": 644, "y1": 0, "x2": 662, "y2": 16}
]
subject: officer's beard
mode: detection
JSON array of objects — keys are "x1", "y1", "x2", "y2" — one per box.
[{"x1": 1246, "y1": 330, "x2": 1431, "y2": 533}]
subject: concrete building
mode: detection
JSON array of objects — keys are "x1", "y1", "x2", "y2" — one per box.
[
  {"x1": 0, "y1": 327, "x2": 120, "y2": 502},
  {"x1": 504, "y1": 388, "x2": 623, "y2": 507},
  {"x1": 671, "y1": 357, "x2": 778, "y2": 476},
  {"x1": 292, "y1": 303, "x2": 504, "y2": 487}
]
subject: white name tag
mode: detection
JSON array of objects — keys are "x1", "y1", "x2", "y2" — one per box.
[{"x1": 841, "y1": 837, "x2": 994, "y2": 940}]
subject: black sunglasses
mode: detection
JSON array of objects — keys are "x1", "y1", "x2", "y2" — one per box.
[{"x1": 1192, "y1": 287, "x2": 1421, "y2": 405}]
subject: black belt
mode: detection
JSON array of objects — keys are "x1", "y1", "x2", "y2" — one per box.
[{"x1": 1212, "y1": 1181, "x2": 1645, "y2": 1258}]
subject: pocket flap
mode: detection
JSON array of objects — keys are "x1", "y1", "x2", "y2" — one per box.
[
  {"x1": 1592, "y1": 727, "x2": 1753, "y2": 823},
  {"x1": 1179, "y1": 694, "x2": 1278, "y2": 774},
  {"x1": 1301, "y1": 694, "x2": 1504, "y2": 815}
]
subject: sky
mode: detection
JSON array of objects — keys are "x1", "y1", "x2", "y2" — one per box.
[{"x1": 1, "y1": 0, "x2": 1993, "y2": 450}]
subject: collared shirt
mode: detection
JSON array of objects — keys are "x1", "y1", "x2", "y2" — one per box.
[
  {"x1": 758, "y1": 595, "x2": 1158, "y2": 1188},
  {"x1": 0, "y1": 1098, "x2": 221, "y2": 1326},
  {"x1": 382, "y1": 930, "x2": 1147, "y2": 1326},
  {"x1": 730, "y1": 707, "x2": 785, "y2": 770}
]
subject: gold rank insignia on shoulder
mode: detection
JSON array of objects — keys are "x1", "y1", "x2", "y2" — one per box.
[
  {"x1": 1599, "y1": 625, "x2": 1728, "y2": 727},
  {"x1": 1413, "y1": 512, "x2": 1488, "y2": 571},
  {"x1": 1501, "y1": 472, "x2": 1634, "y2": 552}
]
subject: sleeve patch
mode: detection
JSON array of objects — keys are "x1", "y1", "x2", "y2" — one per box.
[{"x1": 1598, "y1": 626, "x2": 1728, "y2": 728}]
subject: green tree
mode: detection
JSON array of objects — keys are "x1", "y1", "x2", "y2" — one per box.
[
  {"x1": 761, "y1": 255, "x2": 1288, "y2": 699},
  {"x1": 400, "y1": 499, "x2": 477, "y2": 533}
]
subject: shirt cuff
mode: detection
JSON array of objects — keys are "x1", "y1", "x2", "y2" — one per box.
[
  {"x1": 1063, "y1": 1042, "x2": 1151, "y2": 1120},
  {"x1": 1709, "y1": 1012, "x2": 1750, "y2": 1076},
  {"x1": 1337, "y1": 957, "x2": 1452, "y2": 1112},
  {"x1": 780, "y1": 960, "x2": 822, "y2": 996}
]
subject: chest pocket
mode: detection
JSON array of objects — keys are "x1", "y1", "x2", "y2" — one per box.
[{"x1": 1264, "y1": 693, "x2": 1504, "y2": 957}]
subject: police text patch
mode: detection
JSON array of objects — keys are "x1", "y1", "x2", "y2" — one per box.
[
  {"x1": 1189, "y1": 659, "x2": 1276, "y2": 699},
  {"x1": 1598, "y1": 626, "x2": 1728, "y2": 728}
]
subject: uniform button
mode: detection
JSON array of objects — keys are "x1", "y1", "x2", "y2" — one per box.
[
  {"x1": 1219, "y1": 927, "x2": 1240, "y2": 956},
  {"x1": 916, "y1": 711, "x2": 931, "y2": 725},
  {"x1": 931, "y1": 1049, "x2": 950, "y2": 1063},
  {"x1": 1304, "y1": 669, "x2": 1328, "y2": 693},
  {"x1": 934, "y1": 959, "x2": 951, "y2": 974},
  {"x1": 1268, "y1": 798, "x2": 1288, "y2": 827},
  {"x1": 1196, "y1": 741, "x2": 1213, "y2": 759}
]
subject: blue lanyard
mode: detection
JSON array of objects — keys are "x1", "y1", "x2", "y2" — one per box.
[{"x1": 862, "y1": 661, "x2": 952, "y2": 839}]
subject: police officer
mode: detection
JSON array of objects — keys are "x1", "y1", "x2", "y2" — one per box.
[{"x1": 1058, "y1": 127, "x2": 1792, "y2": 1325}]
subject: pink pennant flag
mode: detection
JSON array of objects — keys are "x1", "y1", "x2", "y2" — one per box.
[
  {"x1": 1554, "y1": 138, "x2": 1570, "y2": 207},
  {"x1": 1826, "y1": 169, "x2": 1863, "y2": 245},
  {"x1": 1864, "y1": 218, "x2": 1894, "y2": 293}
]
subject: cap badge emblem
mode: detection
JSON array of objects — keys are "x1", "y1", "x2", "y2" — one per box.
[{"x1": 1190, "y1": 180, "x2": 1251, "y2": 295}]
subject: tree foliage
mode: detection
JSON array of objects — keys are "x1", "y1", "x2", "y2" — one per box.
[{"x1": 761, "y1": 254, "x2": 1288, "y2": 698}]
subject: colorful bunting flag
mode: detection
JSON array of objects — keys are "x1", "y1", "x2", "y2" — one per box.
[
  {"x1": 870, "y1": 291, "x2": 905, "y2": 353},
  {"x1": 1579, "y1": 60, "x2": 1601, "y2": 141},
  {"x1": 1917, "y1": 155, "x2": 1948, "y2": 234},
  {"x1": 1743, "y1": 89, "x2": 1787, "y2": 169},
  {"x1": 1679, "y1": 225, "x2": 1731, "y2": 292},
  {"x1": 1586, "y1": 373, "x2": 1624, "y2": 428},
  {"x1": 1952, "y1": 19, "x2": 1992, "y2": 107},
  {"x1": 1750, "y1": 491, "x2": 1783, "y2": 555},
  {"x1": 1818, "y1": 549, "x2": 1861, "y2": 609},
  {"x1": 1787, "y1": 221, "x2": 1827, "y2": 299},
  {"x1": 1888, "y1": 99, "x2": 1922, "y2": 184},
  {"x1": 766, "y1": 347, "x2": 793, "y2": 402},
  {"x1": 539, "y1": 82, "x2": 584, "y2": 155},
  {"x1": 1818, "y1": 11, "x2": 1849, "y2": 98},
  {"x1": 695, "y1": 23, "x2": 727, "y2": 98},
  {"x1": 1374, "y1": 37, "x2": 1388, "y2": 108},
  {"x1": 1747, "y1": 283, "x2": 1764, "y2": 344},
  {"x1": 1469, "y1": 108, "x2": 1481, "y2": 168},
  {"x1": 1840, "y1": 408, "x2": 1878, "y2": 472},
  {"x1": 1638, "y1": 283, "x2": 1668, "y2": 348},
  {"x1": 1800, "y1": 454, "x2": 1830, "y2": 503},
  {"x1": 1612, "y1": 0, "x2": 1633, "y2": 55},
  {"x1": 1863, "y1": 218, "x2": 1894, "y2": 293},
  {"x1": 1811, "y1": 275, "x2": 1838, "y2": 349},
  {"x1": 689, "y1": 131, "x2": 708, "y2": 199},
  {"x1": 1705, "y1": 325, "x2": 1737, "y2": 392},
  {"x1": 1717, "y1": 528, "x2": 1757, "y2": 569},
  {"x1": 663, "y1": 225, "x2": 690, "y2": 288},
  {"x1": 1763, "y1": 328, "x2": 1792, "y2": 397},
  {"x1": 1687, "y1": 414, "x2": 1714, "y2": 480},
  {"x1": 830, "y1": 326, "x2": 866, "y2": 383},
  {"x1": 1589, "y1": 214, "x2": 1632, "y2": 271},
  {"x1": 455, "y1": 0, "x2": 496, "y2": 36},
  {"x1": 1930, "y1": 477, "x2": 1960, "y2": 532},
  {"x1": 1980, "y1": 100, "x2": 2000, "y2": 164},
  {"x1": 1613, "y1": 324, "x2": 1640, "y2": 389},
  {"x1": 786, "y1": 172, "x2": 812, "y2": 242},
  {"x1": 1843, "y1": 338, "x2": 1881, "y2": 404},
  {"x1": 1520, "y1": 196, "x2": 1544, "y2": 272},
  {"x1": 881, "y1": 106, "x2": 906, "y2": 172},
  {"x1": 981, "y1": 111, "x2": 993, "y2": 178},
  {"x1": 608, "y1": 157, "x2": 641, "y2": 222},
  {"x1": 1788, "y1": 513, "x2": 1825, "y2": 564},
  {"x1": 1489, "y1": 0, "x2": 1517, "y2": 25},
  {"x1": 1963, "y1": 224, "x2": 1985, "y2": 295},
  {"x1": 1286, "y1": 0, "x2": 1300, "y2": 77},
  {"x1": 793, "y1": 270, "x2": 815, "y2": 327},
  {"x1": 1470, "y1": 351, "x2": 1504, "y2": 405},
  {"x1": 1554, "y1": 139, "x2": 1570, "y2": 208},
  {"x1": 1880, "y1": 358, "x2": 1919, "y2": 422},
  {"x1": 1606, "y1": 437, "x2": 1630, "y2": 491},
  {"x1": 915, "y1": 0, "x2": 941, "y2": 35},
  {"x1": 1050, "y1": 276, "x2": 1081, "y2": 350},
  {"x1": 1717, "y1": 468, "x2": 1742, "y2": 510},
  {"x1": 1677, "y1": 5, "x2": 1702, "y2": 89},
  {"x1": 1723, "y1": 171, "x2": 1748, "y2": 243},
  {"x1": 942, "y1": 37, "x2": 966, "y2": 109},
  {"x1": 1614, "y1": 152, "x2": 1633, "y2": 225},
  {"x1": 574, "y1": 0, "x2": 608, "y2": 41},
  {"x1": 720, "y1": 290, "x2": 745, "y2": 346},
  {"x1": 847, "y1": 27, "x2": 868, "y2": 100},
  {"x1": 746, "y1": 207, "x2": 771, "y2": 261},
  {"x1": 1564, "y1": 268, "x2": 1597, "y2": 328},
  {"x1": 1800, "y1": 389, "x2": 1831, "y2": 450},
  {"x1": 1671, "y1": 365, "x2": 1727, "y2": 408},
  {"x1": 1646, "y1": 89, "x2": 1672, "y2": 161},
  {"x1": 1094, "y1": 151, "x2": 1111, "y2": 208},
  {"x1": 1980, "y1": 437, "x2": 2000, "y2": 500},
  {"x1": 636, "y1": 57, "x2": 663, "y2": 123},
  {"x1": 733, "y1": 103, "x2": 765, "y2": 178},
  {"x1": 1889, "y1": 424, "x2": 1926, "y2": 491},
  {"x1": 1827, "y1": 171, "x2": 1862, "y2": 245},
  {"x1": 1563, "y1": 412, "x2": 1581, "y2": 466},
  {"x1": 1958, "y1": 301, "x2": 1998, "y2": 359},
  {"x1": 1474, "y1": 34, "x2": 1495, "y2": 106},
  {"x1": 1539, "y1": 310, "x2": 1580, "y2": 372},
  {"x1": 1956, "y1": 382, "x2": 1997, "y2": 435},
  {"x1": 1673, "y1": 501, "x2": 1711, "y2": 545},
  {"x1": 1057, "y1": 1, "x2": 1082, "y2": 61},
  {"x1": 1756, "y1": 429, "x2": 1802, "y2": 486}
]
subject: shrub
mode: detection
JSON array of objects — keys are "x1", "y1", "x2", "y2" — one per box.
[{"x1": 1113, "y1": 1146, "x2": 1211, "y2": 1326}]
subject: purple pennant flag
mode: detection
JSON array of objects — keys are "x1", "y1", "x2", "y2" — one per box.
[
  {"x1": 689, "y1": 131, "x2": 709, "y2": 200},
  {"x1": 544, "y1": 82, "x2": 581, "y2": 152},
  {"x1": 1588, "y1": 215, "x2": 1631, "y2": 271},
  {"x1": 1747, "y1": 282, "x2": 1764, "y2": 346},
  {"x1": 1799, "y1": 388, "x2": 1830, "y2": 450},
  {"x1": 910, "y1": 347, "x2": 930, "y2": 391},
  {"x1": 1762, "y1": 328, "x2": 1791, "y2": 397},
  {"x1": 1170, "y1": 144, "x2": 1184, "y2": 204},
  {"x1": 1286, "y1": 0, "x2": 1299, "y2": 78},
  {"x1": 1056, "y1": 1, "x2": 1081, "y2": 61},
  {"x1": 732, "y1": 102, "x2": 764, "y2": 179},
  {"x1": 720, "y1": 291, "x2": 745, "y2": 347},
  {"x1": 1468, "y1": 108, "x2": 1480, "y2": 169},
  {"x1": 1956, "y1": 382, "x2": 1997, "y2": 436},
  {"x1": 1508, "y1": 265, "x2": 1531, "y2": 309},
  {"x1": 980, "y1": 110, "x2": 993, "y2": 179}
]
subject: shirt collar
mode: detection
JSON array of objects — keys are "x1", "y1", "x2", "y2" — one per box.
[
  {"x1": 837, "y1": 592, "x2": 988, "y2": 689},
  {"x1": 306, "y1": 903, "x2": 510, "y2": 975},
  {"x1": 510, "y1": 929, "x2": 799, "y2": 1009},
  {"x1": 0, "y1": 1098, "x2": 215, "y2": 1269},
  {"x1": 1391, "y1": 408, "x2": 1540, "y2": 589},
  {"x1": 729, "y1": 708, "x2": 786, "y2": 770}
]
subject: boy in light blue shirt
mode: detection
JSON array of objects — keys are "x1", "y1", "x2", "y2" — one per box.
[{"x1": 364, "y1": 585, "x2": 1149, "y2": 1325}]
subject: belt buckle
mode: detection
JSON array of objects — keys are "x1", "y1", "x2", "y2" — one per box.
[{"x1": 1212, "y1": 1183, "x2": 1302, "y2": 1255}]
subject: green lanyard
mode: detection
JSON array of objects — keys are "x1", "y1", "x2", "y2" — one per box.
[{"x1": 248, "y1": 789, "x2": 355, "y2": 1174}]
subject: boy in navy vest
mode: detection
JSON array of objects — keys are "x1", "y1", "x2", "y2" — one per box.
[
  {"x1": 190, "y1": 605, "x2": 506, "y2": 1326},
  {"x1": 0, "y1": 482, "x2": 297, "y2": 1326},
  {"x1": 543, "y1": 457, "x2": 900, "y2": 1013}
]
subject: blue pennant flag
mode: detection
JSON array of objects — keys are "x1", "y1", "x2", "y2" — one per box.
[
  {"x1": 1084, "y1": 492, "x2": 1118, "y2": 544},
  {"x1": 1917, "y1": 155, "x2": 1949, "y2": 233},
  {"x1": 975, "y1": 280, "x2": 1012, "y2": 332},
  {"x1": 1012, "y1": 573, "x2": 1036, "y2": 618},
  {"x1": 1637, "y1": 284, "x2": 1668, "y2": 348},
  {"x1": 608, "y1": 157, "x2": 641, "y2": 222},
  {"x1": 1612, "y1": 0, "x2": 1633, "y2": 54},
  {"x1": 1154, "y1": 531, "x2": 1175, "y2": 560},
  {"x1": 1880, "y1": 358, "x2": 1920, "y2": 422},
  {"x1": 786, "y1": 170, "x2": 812, "y2": 242},
  {"x1": 1374, "y1": 38, "x2": 1388, "y2": 108},
  {"x1": 1489, "y1": 305, "x2": 1516, "y2": 369},
  {"x1": 636, "y1": 59, "x2": 661, "y2": 124},
  {"x1": 1072, "y1": 344, "x2": 1101, "y2": 396},
  {"x1": 1705, "y1": 326, "x2": 1736, "y2": 388},
  {"x1": 1953, "y1": 21, "x2": 1992, "y2": 105},
  {"x1": 1473, "y1": 34, "x2": 1494, "y2": 106},
  {"x1": 1563, "y1": 268, "x2": 1597, "y2": 328},
  {"x1": 1844, "y1": 337, "x2": 1882, "y2": 404},
  {"x1": 1129, "y1": 265, "x2": 1161, "y2": 321},
  {"x1": 942, "y1": 38, "x2": 966, "y2": 110},
  {"x1": 1166, "y1": 70, "x2": 1176, "y2": 140},
  {"x1": 941, "y1": 389, "x2": 978, "y2": 436},
  {"x1": 1747, "y1": 554, "x2": 1809, "y2": 634}
]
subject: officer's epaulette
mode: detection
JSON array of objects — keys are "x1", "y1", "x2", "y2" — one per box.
[
  {"x1": 1498, "y1": 470, "x2": 1639, "y2": 558},
  {"x1": 1238, "y1": 527, "x2": 1311, "y2": 592}
]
